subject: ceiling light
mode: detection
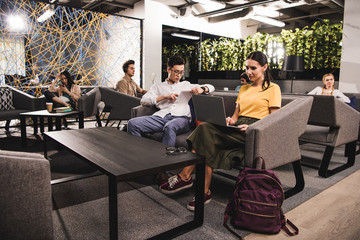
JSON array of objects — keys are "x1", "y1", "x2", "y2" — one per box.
[
  {"x1": 37, "y1": 5, "x2": 55, "y2": 23},
  {"x1": 193, "y1": 0, "x2": 225, "y2": 12},
  {"x1": 171, "y1": 33, "x2": 200, "y2": 40},
  {"x1": 251, "y1": 15, "x2": 285, "y2": 27},
  {"x1": 6, "y1": 15, "x2": 26, "y2": 32},
  {"x1": 208, "y1": 8, "x2": 246, "y2": 18}
]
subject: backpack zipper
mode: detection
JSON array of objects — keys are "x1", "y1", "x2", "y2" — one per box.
[
  {"x1": 238, "y1": 198, "x2": 277, "y2": 207},
  {"x1": 237, "y1": 209, "x2": 276, "y2": 218}
]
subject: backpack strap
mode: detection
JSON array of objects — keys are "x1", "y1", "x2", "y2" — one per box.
[
  {"x1": 281, "y1": 217, "x2": 299, "y2": 236},
  {"x1": 223, "y1": 213, "x2": 244, "y2": 240},
  {"x1": 252, "y1": 156, "x2": 266, "y2": 169}
]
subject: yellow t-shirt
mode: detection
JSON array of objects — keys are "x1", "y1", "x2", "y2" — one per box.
[{"x1": 236, "y1": 82, "x2": 281, "y2": 119}]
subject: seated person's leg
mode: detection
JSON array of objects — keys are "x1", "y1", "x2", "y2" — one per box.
[
  {"x1": 127, "y1": 115, "x2": 166, "y2": 137},
  {"x1": 43, "y1": 91, "x2": 69, "y2": 108},
  {"x1": 162, "y1": 116, "x2": 190, "y2": 146},
  {"x1": 58, "y1": 96, "x2": 71, "y2": 107},
  {"x1": 59, "y1": 96, "x2": 76, "y2": 109}
]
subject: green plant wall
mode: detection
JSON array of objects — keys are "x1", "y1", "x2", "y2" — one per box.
[
  {"x1": 281, "y1": 19, "x2": 343, "y2": 69},
  {"x1": 163, "y1": 20, "x2": 343, "y2": 73}
]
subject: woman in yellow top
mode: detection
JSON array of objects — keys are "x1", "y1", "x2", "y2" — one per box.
[{"x1": 159, "y1": 51, "x2": 282, "y2": 211}]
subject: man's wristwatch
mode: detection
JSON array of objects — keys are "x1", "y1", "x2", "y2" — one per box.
[{"x1": 201, "y1": 86, "x2": 208, "y2": 94}]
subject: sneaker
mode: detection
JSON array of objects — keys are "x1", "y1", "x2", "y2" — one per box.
[
  {"x1": 187, "y1": 190, "x2": 212, "y2": 211},
  {"x1": 154, "y1": 172, "x2": 170, "y2": 186},
  {"x1": 159, "y1": 175, "x2": 193, "y2": 194}
]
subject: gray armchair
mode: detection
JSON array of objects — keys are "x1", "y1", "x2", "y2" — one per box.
[
  {"x1": 78, "y1": 86, "x2": 102, "y2": 127},
  {"x1": 241, "y1": 96, "x2": 313, "y2": 198},
  {"x1": 0, "y1": 85, "x2": 45, "y2": 132},
  {"x1": 298, "y1": 95, "x2": 360, "y2": 177},
  {"x1": 99, "y1": 87, "x2": 140, "y2": 128},
  {"x1": 0, "y1": 150, "x2": 53, "y2": 239},
  {"x1": 213, "y1": 95, "x2": 313, "y2": 198}
]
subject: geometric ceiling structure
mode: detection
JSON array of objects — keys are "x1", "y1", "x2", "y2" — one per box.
[{"x1": 32, "y1": 0, "x2": 344, "y2": 35}]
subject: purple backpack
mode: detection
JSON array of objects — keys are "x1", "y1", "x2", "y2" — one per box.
[{"x1": 223, "y1": 167, "x2": 298, "y2": 239}]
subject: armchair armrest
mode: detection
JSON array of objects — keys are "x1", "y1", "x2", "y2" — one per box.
[
  {"x1": 334, "y1": 100, "x2": 360, "y2": 146},
  {"x1": 0, "y1": 150, "x2": 53, "y2": 239},
  {"x1": 131, "y1": 105, "x2": 158, "y2": 118},
  {"x1": 245, "y1": 97, "x2": 313, "y2": 169},
  {"x1": 10, "y1": 86, "x2": 45, "y2": 110},
  {"x1": 100, "y1": 87, "x2": 141, "y2": 120},
  {"x1": 78, "y1": 87, "x2": 102, "y2": 118}
]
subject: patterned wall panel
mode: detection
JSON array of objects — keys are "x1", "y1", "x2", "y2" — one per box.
[{"x1": 0, "y1": 0, "x2": 141, "y2": 96}]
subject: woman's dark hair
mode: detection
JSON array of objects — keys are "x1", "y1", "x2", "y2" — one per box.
[
  {"x1": 61, "y1": 70, "x2": 75, "y2": 88},
  {"x1": 246, "y1": 51, "x2": 273, "y2": 90},
  {"x1": 167, "y1": 55, "x2": 185, "y2": 68}
]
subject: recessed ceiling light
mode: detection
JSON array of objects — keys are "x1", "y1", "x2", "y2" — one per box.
[{"x1": 171, "y1": 33, "x2": 200, "y2": 40}]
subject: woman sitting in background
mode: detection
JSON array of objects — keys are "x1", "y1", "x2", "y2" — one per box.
[
  {"x1": 44, "y1": 70, "x2": 81, "y2": 109},
  {"x1": 308, "y1": 73, "x2": 350, "y2": 103}
]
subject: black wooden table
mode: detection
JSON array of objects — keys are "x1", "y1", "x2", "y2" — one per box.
[
  {"x1": 43, "y1": 127, "x2": 205, "y2": 240},
  {"x1": 20, "y1": 109, "x2": 84, "y2": 146}
]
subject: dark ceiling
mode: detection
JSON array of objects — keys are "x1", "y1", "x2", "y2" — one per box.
[
  {"x1": 33, "y1": 0, "x2": 142, "y2": 15},
  {"x1": 32, "y1": 0, "x2": 344, "y2": 33}
]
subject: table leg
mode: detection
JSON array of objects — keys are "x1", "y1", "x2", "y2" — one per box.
[
  {"x1": 20, "y1": 115, "x2": 27, "y2": 147},
  {"x1": 43, "y1": 135, "x2": 48, "y2": 159},
  {"x1": 33, "y1": 117, "x2": 38, "y2": 135},
  {"x1": 148, "y1": 160, "x2": 205, "y2": 240},
  {"x1": 194, "y1": 161, "x2": 205, "y2": 226},
  {"x1": 40, "y1": 117, "x2": 44, "y2": 133},
  {"x1": 48, "y1": 117, "x2": 53, "y2": 131},
  {"x1": 55, "y1": 117, "x2": 62, "y2": 130},
  {"x1": 79, "y1": 111, "x2": 84, "y2": 129},
  {"x1": 108, "y1": 175, "x2": 118, "y2": 240}
]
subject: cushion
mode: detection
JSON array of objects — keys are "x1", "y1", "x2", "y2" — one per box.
[{"x1": 0, "y1": 87, "x2": 15, "y2": 110}]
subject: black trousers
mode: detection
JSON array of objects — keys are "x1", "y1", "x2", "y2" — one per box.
[{"x1": 43, "y1": 91, "x2": 75, "y2": 109}]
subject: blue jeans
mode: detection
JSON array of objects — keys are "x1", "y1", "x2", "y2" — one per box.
[{"x1": 127, "y1": 114, "x2": 190, "y2": 147}]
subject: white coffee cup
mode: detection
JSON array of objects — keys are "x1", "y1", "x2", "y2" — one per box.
[{"x1": 46, "y1": 102, "x2": 53, "y2": 113}]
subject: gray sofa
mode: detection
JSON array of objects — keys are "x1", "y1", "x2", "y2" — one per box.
[{"x1": 0, "y1": 150, "x2": 53, "y2": 239}]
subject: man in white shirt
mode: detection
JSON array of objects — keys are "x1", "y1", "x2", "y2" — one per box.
[{"x1": 127, "y1": 55, "x2": 214, "y2": 147}]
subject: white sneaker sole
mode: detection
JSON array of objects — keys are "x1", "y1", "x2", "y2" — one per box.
[
  {"x1": 159, "y1": 182, "x2": 193, "y2": 195},
  {"x1": 187, "y1": 198, "x2": 212, "y2": 211}
]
